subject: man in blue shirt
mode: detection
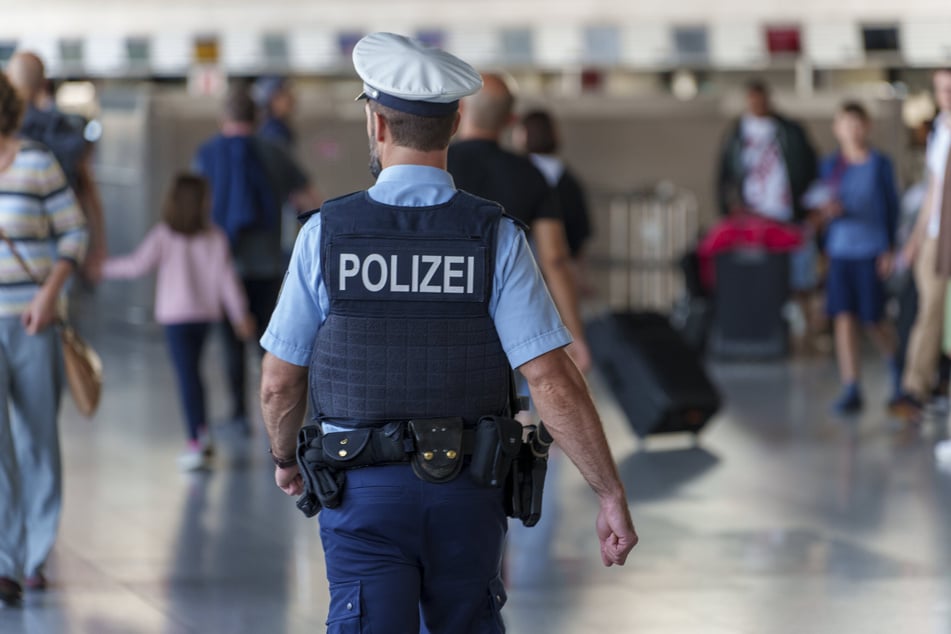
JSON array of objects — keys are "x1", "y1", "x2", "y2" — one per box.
[{"x1": 259, "y1": 32, "x2": 636, "y2": 633}]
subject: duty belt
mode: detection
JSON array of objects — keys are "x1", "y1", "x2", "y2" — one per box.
[
  {"x1": 302, "y1": 418, "x2": 477, "y2": 472},
  {"x1": 295, "y1": 415, "x2": 548, "y2": 527}
]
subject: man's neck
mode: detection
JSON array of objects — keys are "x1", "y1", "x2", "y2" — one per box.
[
  {"x1": 221, "y1": 121, "x2": 255, "y2": 137},
  {"x1": 454, "y1": 126, "x2": 499, "y2": 143},
  {"x1": 383, "y1": 147, "x2": 449, "y2": 171},
  {"x1": 841, "y1": 143, "x2": 870, "y2": 163}
]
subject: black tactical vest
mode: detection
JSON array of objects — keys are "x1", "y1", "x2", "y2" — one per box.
[{"x1": 309, "y1": 190, "x2": 514, "y2": 427}]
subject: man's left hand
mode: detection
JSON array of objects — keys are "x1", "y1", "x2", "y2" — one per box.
[
  {"x1": 275, "y1": 464, "x2": 304, "y2": 496},
  {"x1": 595, "y1": 494, "x2": 638, "y2": 567}
]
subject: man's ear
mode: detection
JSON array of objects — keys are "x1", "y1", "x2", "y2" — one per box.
[
  {"x1": 374, "y1": 111, "x2": 388, "y2": 143},
  {"x1": 450, "y1": 111, "x2": 461, "y2": 137}
]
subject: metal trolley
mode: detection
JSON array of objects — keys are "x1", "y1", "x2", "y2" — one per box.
[{"x1": 588, "y1": 181, "x2": 701, "y2": 314}]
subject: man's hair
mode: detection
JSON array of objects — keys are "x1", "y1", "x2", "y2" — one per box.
[
  {"x1": 368, "y1": 100, "x2": 456, "y2": 152},
  {"x1": 162, "y1": 173, "x2": 211, "y2": 236},
  {"x1": 520, "y1": 110, "x2": 558, "y2": 154},
  {"x1": 223, "y1": 85, "x2": 257, "y2": 124},
  {"x1": 0, "y1": 73, "x2": 24, "y2": 137},
  {"x1": 839, "y1": 100, "x2": 870, "y2": 122}
]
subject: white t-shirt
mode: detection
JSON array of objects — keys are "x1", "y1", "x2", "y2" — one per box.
[
  {"x1": 927, "y1": 114, "x2": 951, "y2": 238},
  {"x1": 740, "y1": 115, "x2": 793, "y2": 222},
  {"x1": 529, "y1": 154, "x2": 566, "y2": 188}
]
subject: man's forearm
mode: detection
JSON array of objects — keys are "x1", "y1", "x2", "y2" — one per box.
[
  {"x1": 77, "y1": 164, "x2": 106, "y2": 256},
  {"x1": 525, "y1": 352, "x2": 625, "y2": 500},
  {"x1": 261, "y1": 354, "x2": 309, "y2": 459}
]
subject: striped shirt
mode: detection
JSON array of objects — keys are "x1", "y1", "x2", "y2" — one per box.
[{"x1": 0, "y1": 141, "x2": 87, "y2": 317}]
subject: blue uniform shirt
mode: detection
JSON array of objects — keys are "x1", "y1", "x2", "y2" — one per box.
[{"x1": 261, "y1": 164, "x2": 572, "y2": 369}]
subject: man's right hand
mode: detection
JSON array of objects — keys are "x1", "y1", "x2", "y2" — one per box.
[
  {"x1": 596, "y1": 494, "x2": 638, "y2": 567},
  {"x1": 275, "y1": 464, "x2": 304, "y2": 496}
]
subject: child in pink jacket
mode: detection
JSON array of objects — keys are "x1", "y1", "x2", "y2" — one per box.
[{"x1": 102, "y1": 173, "x2": 254, "y2": 470}]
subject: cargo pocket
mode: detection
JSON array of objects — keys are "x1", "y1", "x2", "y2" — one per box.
[
  {"x1": 488, "y1": 577, "x2": 508, "y2": 632},
  {"x1": 326, "y1": 580, "x2": 365, "y2": 634}
]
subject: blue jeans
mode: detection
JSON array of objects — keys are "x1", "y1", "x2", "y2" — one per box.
[
  {"x1": 0, "y1": 318, "x2": 63, "y2": 580},
  {"x1": 165, "y1": 323, "x2": 211, "y2": 441}
]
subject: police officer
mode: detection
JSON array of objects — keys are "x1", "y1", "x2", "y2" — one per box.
[{"x1": 260, "y1": 32, "x2": 637, "y2": 633}]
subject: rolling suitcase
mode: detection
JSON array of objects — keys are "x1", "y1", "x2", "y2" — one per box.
[
  {"x1": 586, "y1": 312, "x2": 721, "y2": 438},
  {"x1": 709, "y1": 249, "x2": 789, "y2": 360}
]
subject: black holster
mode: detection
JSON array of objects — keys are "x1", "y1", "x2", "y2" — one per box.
[
  {"x1": 507, "y1": 423, "x2": 553, "y2": 527},
  {"x1": 295, "y1": 424, "x2": 346, "y2": 517}
]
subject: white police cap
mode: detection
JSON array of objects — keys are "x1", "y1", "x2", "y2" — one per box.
[{"x1": 354, "y1": 32, "x2": 482, "y2": 117}]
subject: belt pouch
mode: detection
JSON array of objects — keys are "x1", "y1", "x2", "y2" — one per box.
[
  {"x1": 321, "y1": 429, "x2": 374, "y2": 468},
  {"x1": 470, "y1": 416, "x2": 523, "y2": 487},
  {"x1": 408, "y1": 417, "x2": 465, "y2": 483}
]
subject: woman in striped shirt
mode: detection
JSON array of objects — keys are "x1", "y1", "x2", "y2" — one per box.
[{"x1": 0, "y1": 72, "x2": 87, "y2": 607}]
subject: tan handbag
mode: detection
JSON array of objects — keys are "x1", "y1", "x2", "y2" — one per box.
[{"x1": 0, "y1": 230, "x2": 102, "y2": 417}]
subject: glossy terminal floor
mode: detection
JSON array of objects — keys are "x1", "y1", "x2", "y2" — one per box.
[{"x1": 2, "y1": 306, "x2": 951, "y2": 634}]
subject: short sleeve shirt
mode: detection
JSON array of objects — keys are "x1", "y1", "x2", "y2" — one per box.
[
  {"x1": 447, "y1": 140, "x2": 561, "y2": 228},
  {"x1": 261, "y1": 164, "x2": 571, "y2": 369}
]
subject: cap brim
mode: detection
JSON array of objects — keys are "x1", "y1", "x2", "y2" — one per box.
[{"x1": 355, "y1": 91, "x2": 370, "y2": 102}]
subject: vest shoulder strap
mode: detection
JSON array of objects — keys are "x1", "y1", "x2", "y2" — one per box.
[{"x1": 297, "y1": 191, "x2": 366, "y2": 224}]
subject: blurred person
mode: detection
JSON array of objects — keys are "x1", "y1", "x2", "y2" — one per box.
[
  {"x1": 513, "y1": 109, "x2": 593, "y2": 290},
  {"x1": 448, "y1": 74, "x2": 591, "y2": 373},
  {"x1": 507, "y1": 108, "x2": 591, "y2": 584},
  {"x1": 809, "y1": 102, "x2": 900, "y2": 414},
  {"x1": 253, "y1": 76, "x2": 296, "y2": 150},
  {"x1": 0, "y1": 73, "x2": 87, "y2": 606},
  {"x1": 5, "y1": 51, "x2": 105, "y2": 282},
  {"x1": 253, "y1": 76, "x2": 310, "y2": 258},
  {"x1": 716, "y1": 80, "x2": 820, "y2": 347},
  {"x1": 893, "y1": 69, "x2": 951, "y2": 422},
  {"x1": 193, "y1": 85, "x2": 319, "y2": 434},
  {"x1": 260, "y1": 33, "x2": 636, "y2": 632},
  {"x1": 717, "y1": 79, "x2": 818, "y2": 224},
  {"x1": 99, "y1": 174, "x2": 255, "y2": 471}
]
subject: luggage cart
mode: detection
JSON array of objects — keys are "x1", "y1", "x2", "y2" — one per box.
[{"x1": 590, "y1": 181, "x2": 701, "y2": 313}]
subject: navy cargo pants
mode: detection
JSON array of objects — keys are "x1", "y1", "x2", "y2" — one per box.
[{"x1": 319, "y1": 464, "x2": 508, "y2": 633}]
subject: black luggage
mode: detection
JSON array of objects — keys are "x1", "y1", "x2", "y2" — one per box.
[
  {"x1": 709, "y1": 249, "x2": 789, "y2": 360},
  {"x1": 586, "y1": 312, "x2": 721, "y2": 439}
]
